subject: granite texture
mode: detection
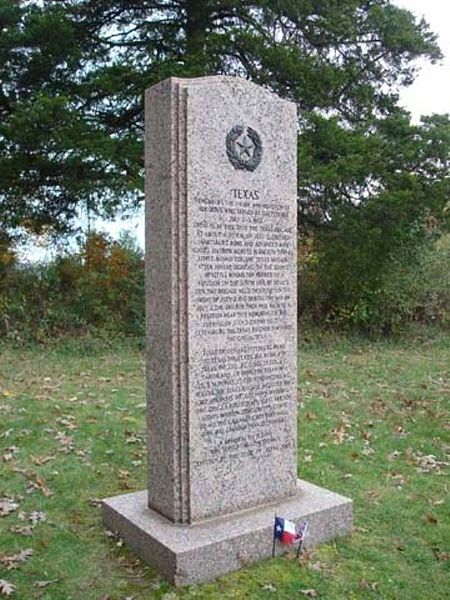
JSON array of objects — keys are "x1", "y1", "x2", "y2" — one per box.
[
  {"x1": 102, "y1": 479, "x2": 353, "y2": 586},
  {"x1": 146, "y1": 76, "x2": 298, "y2": 523},
  {"x1": 102, "y1": 76, "x2": 353, "y2": 586}
]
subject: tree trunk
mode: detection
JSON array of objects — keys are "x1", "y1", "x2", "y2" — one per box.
[{"x1": 184, "y1": 0, "x2": 210, "y2": 75}]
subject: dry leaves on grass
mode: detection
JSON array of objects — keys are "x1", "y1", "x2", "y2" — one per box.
[
  {"x1": 260, "y1": 584, "x2": 277, "y2": 592},
  {"x1": 125, "y1": 431, "x2": 144, "y2": 445},
  {"x1": 360, "y1": 579, "x2": 379, "y2": 591},
  {"x1": 0, "y1": 499, "x2": 18, "y2": 517},
  {"x1": 2, "y1": 447, "x2": 19, "y2": 462},
  {"x1": 0, "y1": 580, "x2": 15, "y2": 597},
  {"x1": 11, "y1": 467, "x2": 53, "y2": 497},
  {"x1": 25, "y1": 474, "x2": 53, "y2": 497},
  {"x1": 0, "y1": 548, "x2": 33, "y2": 570},
  {"x1": 54, "y1": 431, "x2": 75, "y2": 453},
  {"x1": 24, "y1": 511, "x2": 46, "y2": 525},
  {"x1": 388, "y1": 472, "x2": 407, "y2": 488},
  {"x1": 88, "y1": 498, "x2": 102, "y2": 507},
  {"x1": 409, "y1": 450, "x2": 449, "y2": 474},
  {"x1": 432, "y1": 548, "x2": 450, "y2": 562},
  {"x1": 56, "y1": 416, "x2": 78, "y2": 431},
  {"x1": 331, "y1": 413, "x2": 354, "y2": 444},
  {"x1": 31, "y1": 455, "x2": 56, "y2": 466},
  {"x1": 34, "y1": 580, "x2": 59, "y2": 588},
  {"x1": 10, "y1": 525, "x2": 33, "y2": 537},
  {"x1": 387, "y1": 450, "x2": 402, "y2": 461},
  {"x1": 300, "y1": 589, "x2": 318, "y2": 598}
]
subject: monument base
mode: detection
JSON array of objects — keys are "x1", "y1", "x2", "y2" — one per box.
[{"x1": 102, "y1": 480, "x2": 352, "y2": 586}]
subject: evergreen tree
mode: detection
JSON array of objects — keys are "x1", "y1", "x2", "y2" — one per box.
[
  {"x1": 1, "y1": 0, "x2": 445, "y2": 236},
  {"x1": 1, "y1": 1, "x2": 449, "y2": 329}
]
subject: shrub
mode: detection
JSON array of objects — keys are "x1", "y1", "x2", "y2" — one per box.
[
  {"x1": 299, "y1": 233, "x2": 450, "y2": 335},
  {"x1": 0, "y1": 231, "x2": 145, "y2": 343}
]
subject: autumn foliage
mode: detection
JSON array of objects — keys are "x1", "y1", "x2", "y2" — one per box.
[{"x1": 0, "y1": 232, "x2": 144, "y2": 343}]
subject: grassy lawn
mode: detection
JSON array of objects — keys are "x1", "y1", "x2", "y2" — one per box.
[{"x1": 0, "y1": 334, "x2": 449, "y2": 599}]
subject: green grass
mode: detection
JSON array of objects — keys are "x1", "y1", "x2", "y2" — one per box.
[{"x1": 0, "y1": 334, "x2": 449, "y2": 599}]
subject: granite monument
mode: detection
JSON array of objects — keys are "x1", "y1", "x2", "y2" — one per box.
[{"x1": 102, "y1": 76, "x2": 353, "y2": 586}]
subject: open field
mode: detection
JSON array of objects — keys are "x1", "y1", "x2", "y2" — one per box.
[{"x1": 0, "y1": 334, "x2": 449, "y2": 599}]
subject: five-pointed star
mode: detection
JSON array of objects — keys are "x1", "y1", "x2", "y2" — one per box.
[{"x1": 236, "y1": 135, "x2": 254, "y2": 160}]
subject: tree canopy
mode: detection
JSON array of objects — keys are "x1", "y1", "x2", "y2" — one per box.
[
  {"x1": 1, "y1": 0, "x2": 449, "y2": 330},
  {"x1": 1, "y1": 0, "x2": 447, "y2": 235}
]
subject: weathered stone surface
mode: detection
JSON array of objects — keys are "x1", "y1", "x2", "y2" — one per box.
[
  {"x1": 102, "y1": 75, "x2": 353, "y2": 586},
  {"x1": 146, "y1": 76, "x2": 298, "y2": 524},
  {"x1": 102, "y1": 479, "x2": 353, "y2": 586}
]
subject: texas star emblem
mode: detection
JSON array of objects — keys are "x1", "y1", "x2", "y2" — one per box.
[{"x1": 226, "y1": 125, "x2": 263, "y2": 171}]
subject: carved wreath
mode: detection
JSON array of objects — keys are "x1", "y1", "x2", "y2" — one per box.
[{"x1": 226, "y1": 125, "x2": 263, "y2": 172}]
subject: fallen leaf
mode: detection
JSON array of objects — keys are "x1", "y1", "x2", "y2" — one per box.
[
  {"x1": 121, "y1": 416, "x2": 138, "y2": 423},
  {"x1": 26, "y1": 474, "x2": 53, "y2": 497},
  {"x1": 361, "y1": 446, "x2": 375, "y2": 457},
  {"x1": 360, "y1": 579, "x2": 378, "y2": 591},
  {"x1": 389, "y1": 472, "x2": 407, "y2": 487},
  {"x1": 18, "y1": 511, "x2": 46, "y2": 525},
  {"x1": 432, "y1": 548, "x2": 449, "y2": 562},
  {"x1": 54, "y1": 431, "x2": 74, "y2": 453},
  {"x1": 88, "y1": 498, "x2": 102, "y2": 507},
  {"x1": 0, "y1": 579, "x2": 15, "y2": 597},
  {"x1": 56, "y1": 416, "x2": 78, "y2": 431},
  {"x1": 387, "y1": 450, "x2": 401, "y2": 461},
  {"x1": 0, "y1": 499, "x2": 18, "y2": 517},
  {"x1": 413, "y1": 452, "x2": 449, "y2": 474},
  {"x1": 430, "y1": 499, "x2": 444, "y2": 506},
  {"x1": 0, "y1": 548, "x2": 33, "y2": 570},
  {"x1": 11, "y1": 468, "x2": 27, "y2": 475},
  {"x1": 125, "y1": 431, "x2": 143, "y2": 444},
  {"x1": 425, "y1": 514, "x2": 438, "y2": 525},
  {"x1": 331, "y1": 424, "x2": 347, "y2": 445},
  {"x1": 300, "y1": 589, "x2": 317, "y2": 598},
  {"x1": 31, "y1": 455, "x2": 56, "y2": 466},
  {"x1": 393, "y1": 425, "x2": 407, "y2": 437},
  {"x1": 2, "y1": 447, "x2": 19, "y2": 462},
  {"x1": 34, "y1": 580, "x2": 59, "y2": 588},
  {"x1": 10, "y1": 526, "x2": 34, "y2": 537}
]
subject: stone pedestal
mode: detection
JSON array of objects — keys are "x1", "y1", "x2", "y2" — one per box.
[
  {"x1": 103, "y1": 480, "x2": 352, "y2": 586},
  {"x1": 102, "y1": 76, "x2": 352, "y2": 585}
]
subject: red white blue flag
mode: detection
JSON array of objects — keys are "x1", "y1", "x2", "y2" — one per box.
[
  {"x1": 274, "y1": 517, "x2": 308, "y2": 545},
  {"x1": 274, "y1": 517, "x2": 299, "y2": 544}
]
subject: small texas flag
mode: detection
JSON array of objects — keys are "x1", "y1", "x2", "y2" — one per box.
[{"x1": 274, "y1": 516, "x2": 301, "y2": 544}]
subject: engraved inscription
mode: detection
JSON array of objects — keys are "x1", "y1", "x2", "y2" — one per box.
[{"x1": 190, "y1": 188, "x2": 295, "y2": 465}]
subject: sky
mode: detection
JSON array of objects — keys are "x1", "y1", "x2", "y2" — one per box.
[
  {"x1": 395, "y1": 0, "x2": 450, "y2": 120},
  {"x1": 19, "y1": 0, "x2": 450, "y2": 259}
]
